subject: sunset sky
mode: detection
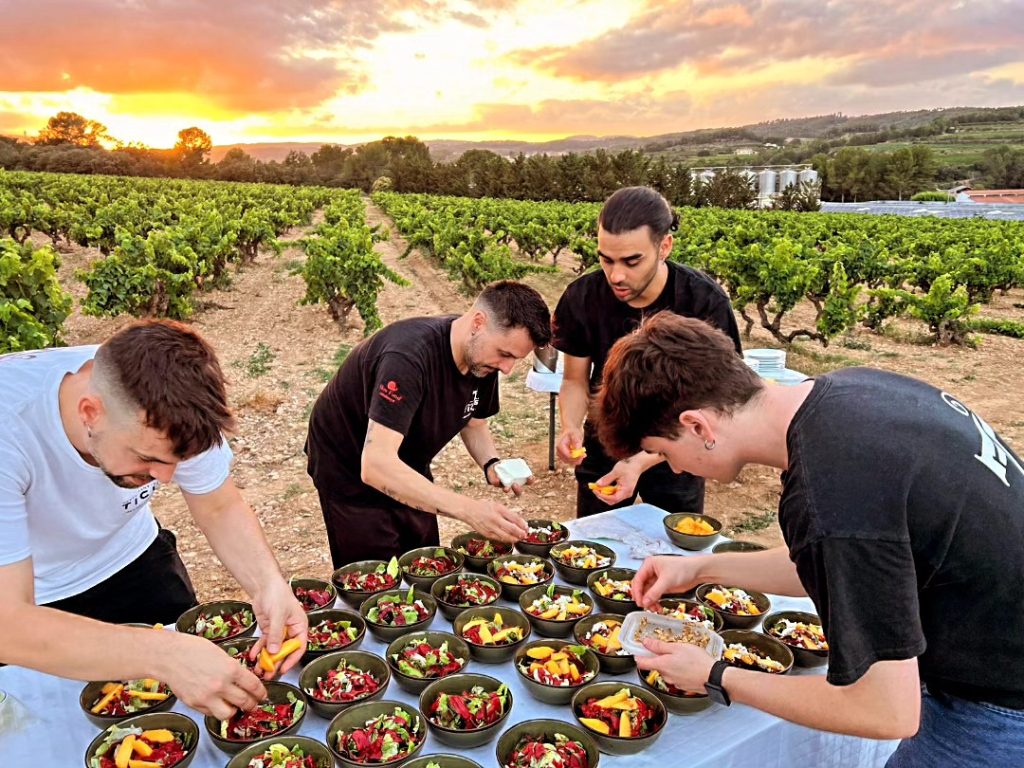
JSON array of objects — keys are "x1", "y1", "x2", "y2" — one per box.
[{"x1": 2, "y1": 0, "x2": 1023, "y2": 148}]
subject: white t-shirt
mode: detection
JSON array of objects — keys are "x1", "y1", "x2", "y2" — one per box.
[{"x1": 0, "y1": 346, "x2": 233, "y2": 604}]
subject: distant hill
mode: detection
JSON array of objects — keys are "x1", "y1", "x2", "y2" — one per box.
[
  {"x1": 208, "y1": 134, "x2": 646, "y2": 163},
  {"x1": 208, "y1": 104, "x2": 1022, "y2": 164}
]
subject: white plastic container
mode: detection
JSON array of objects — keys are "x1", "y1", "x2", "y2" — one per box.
[
  {"x1": 619, "y1": 611, "x2": 724, "y2": 659},
  {"x1": 494, "y1": 458, "x2": 533, "y2": 488}
]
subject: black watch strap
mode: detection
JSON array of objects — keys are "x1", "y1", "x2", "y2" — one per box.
[
  {"x1": 704, "y1": 659, "x2": 732, "y2": 706},
  {"x1": 482, "y1": 457, "x2": 501, "y2": 482}
]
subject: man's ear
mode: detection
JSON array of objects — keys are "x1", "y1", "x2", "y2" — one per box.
[
  {"x1": 78, "y1": 393, "x2": 104, "y2": 431},
  {"x1": 470, "y1": 308, "x2": 488, "y2": 334},
  {"x1": 659, "y1": 233, "x2": 674, "y2": 261},
  {"x1": 679, "y1": 409, "x2": 714, "y2": 442}
]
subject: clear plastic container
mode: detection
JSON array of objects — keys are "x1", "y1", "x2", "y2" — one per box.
[
  {"x1": 619, "y1": 611, "x2": 724, "y2": 659},
  {"x1": 0, "y1": 688, "x2": 32, "y2": 734},
  {"x1": 494, "y1": 458, "x2": 533, "y2": 487}
]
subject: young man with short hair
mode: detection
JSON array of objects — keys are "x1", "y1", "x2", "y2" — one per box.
[
  {"x1": 306, "y1": 280, "x2": 552, "y2": 567},
  {"x1": 0, "y1": 320, "x2": 307, "y2": 720},
  {"x1": 596, "y1": 312, "x2": 1024, "y2": 766},
  {"x1": 552, "y1": 186, "x2": 741, "y2": 517}
]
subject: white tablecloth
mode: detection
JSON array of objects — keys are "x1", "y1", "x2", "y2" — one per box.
[{"x1": 0, "y1": 504, "x2": 898, "y2": 767}]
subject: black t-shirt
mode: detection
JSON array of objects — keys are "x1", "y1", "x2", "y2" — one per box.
[
  {"x1": 306, "y1": 316, "x2": 499, "y2": 507},
  {"x1": 552, "y1": 261, "x2": 742, "y2": 472},
  {"x1": 780, "y1": 367, "x2": 1024, "y2": 707}
]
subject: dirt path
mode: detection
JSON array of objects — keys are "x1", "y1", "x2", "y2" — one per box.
[{"x1": 51, "y1": 202, "x2": 1024, "y2": 601}]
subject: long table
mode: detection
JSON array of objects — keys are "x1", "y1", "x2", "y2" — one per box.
[{"x1": 0, "y1": 504, "x2": 899, "y2": 767}]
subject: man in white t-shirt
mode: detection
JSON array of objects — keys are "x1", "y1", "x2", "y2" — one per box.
[{"x1": 0, "y1": 320, "x2": 308, "y2": 720}]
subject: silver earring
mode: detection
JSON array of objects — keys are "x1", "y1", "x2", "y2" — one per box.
[{"x1": 704, "y1": 439, "x2": 715, "y2": 451}]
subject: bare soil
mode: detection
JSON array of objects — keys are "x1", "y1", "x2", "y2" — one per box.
[{"x1": 48, "y1": 202, "x2": 1024, "y2": 601}]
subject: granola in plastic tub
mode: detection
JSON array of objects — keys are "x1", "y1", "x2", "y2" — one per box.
[{"x1": 619, "y1": 611, "x2": 724, "y2": 659}]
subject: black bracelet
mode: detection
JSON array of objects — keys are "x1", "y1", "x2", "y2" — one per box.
[{"x1": 482, "y1": 457, "x2": 501, "y2": 482}]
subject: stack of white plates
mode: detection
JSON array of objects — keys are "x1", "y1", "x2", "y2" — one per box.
[{"x1": 744, "y1": 348, "x2": 786, "y2": 377}]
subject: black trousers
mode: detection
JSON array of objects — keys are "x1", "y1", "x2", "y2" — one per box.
[
  {"x1": 43, "y1": 528, "x2": 198, "y2": 625},
  {"x1": 317, "y1": 491, "x2": 439, "y2": 569},
  {"x1": 574, "y1": 429, "x2": 705, "y2": 518}
]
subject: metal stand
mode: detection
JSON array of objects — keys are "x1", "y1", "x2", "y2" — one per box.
[{"x1": 548, "y1": 393, "x2": 556, "y2": 471}]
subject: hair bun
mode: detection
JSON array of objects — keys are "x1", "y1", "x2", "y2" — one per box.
[{"x1": 670, "y1": 212, "x2": 680, "y2": 232}]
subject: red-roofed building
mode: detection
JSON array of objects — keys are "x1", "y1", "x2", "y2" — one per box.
[{"x1": 960, "y1": 189, "x2": 1024, "y2": 204}]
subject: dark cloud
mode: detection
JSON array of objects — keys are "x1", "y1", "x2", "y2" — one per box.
[
  {"x1": 513, "y1": 0, "x2": 1024, "y2": 85},
  {"x1": 0, "y1": 0, "x2": 429, "y2": 111}
]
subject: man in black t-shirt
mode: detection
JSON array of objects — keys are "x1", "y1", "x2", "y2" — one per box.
[
  {"x1": 552, "y1": 186, "x2": 741, "y2": 518},
  {"x1": 595, "y1": 313, "x2": 1024, "y2": 766},
  {"x1": 306, "y1": 281, "x2": 552, "y2": 567}
]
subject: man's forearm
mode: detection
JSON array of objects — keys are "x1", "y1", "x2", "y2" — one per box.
[
  {"x1": 696, "y1": 546, "x2": 807, "y2": 597},
  {"x1": 722, "y1": 661, "x2": 920, "y2": 739},
  {"x1": 624, "y1": 450, "x2": 664, "y2": 473},
  {"x1": 362, "y1": 453, "x2": 471, "y2": 520},
  {"x1": 459, "y1": 420, "x2": 499, "y2": 469},
  {"x1": 558, "y1": 378, "x2": 590, "y2": 432},
  {"x1": 189, "y1": 494, "x2": 287, "y2": 599},
  {"x1": 0, "y1": 603, "x2": 183, "y2": 682}
]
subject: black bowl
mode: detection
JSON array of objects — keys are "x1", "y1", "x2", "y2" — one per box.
[
  {"x1": 570, "y1": 681, "x2": 667, "y2": 755},
  {"x1": 514, "y1": 519, "x2": 570, "y2": 558},
  {"x1": 360, "y1": 588, "x2": 437, "y2": 642},
  {"x1": 513, "y1": 639, "x2": 601, "y2": 705},
  {"x1": 651, "y1": 598, "x2": 724, "y2": 633},
  {"x1": 299, "y1": 649, "x2": 392, "y2": 719},
  {"x1": 586, "y1": 567, "x2": 639, "y2": 614},
  {"x1": 450, "y1": 532, "x2": 516, "y2": 572},
  {"x1": 204, "y1": 680, "x2": 307, "y2": 755},
  {"x1": 663, "y1": 513, "x2": 723, "y2": 551},
  {"x1": 79, "y1": 678, "x2": 177, "y2": 728},
  {"x1": 495, "y1": 718, "x2": 600, "y2": 768},
  {"x1": 519, "y1": 584, "x2": 595, "y2": 638},
  {"x1": 572, "y1": 613, "x2": 635, "y2": 674},
  {"x1": 418, "y1": 672, "x2": 513, "y2": 748},
  {"x1": 402, "y1": 756, "x2": 482, "y2": 768},
  {"x1": 386, "y1": 630, "x2": 471, "y2": 693},
  {"x1": 695, "y1": 583, "x2": 771, "y2": 629},
  {"x1": 304, "y1": 608, "x2": 367, "y2": 663},
  {"x1": 712, "y1": 540, "x2": 768, "y2": 554},
  {"x1": 761, "y1": 610, "x2": 829, "y2": 668},
  {"x1": 84, "y1": 711, "x2": 199, "y2": 768},
  {"x1": 720, "y1": 629, "x2": 795, "y2": 675},
  {"x1": 331, "y1": 559, "x2": 402, "y2": 608},
  {"x1": 225, "y1": 735, "x2": 334, "y2": 768},
  {"x1": 291, "y1": 577, "x2": 338, "y2": 612},
  {"x1": 486, "y1": 554, "x2": 554, "y2": 601},
  {"x1": 175, "y1": 599, "x2": 256, "y2": 644},
  {"x1": 549, "y1": 540, "x2": 617, "y2": 586},
  {"x1": 635, "y1": 667, "x2": 712, "y2": 714},
  {"x1": 219, "y1": 636, "x2": 261, "y2": 673},
  {"x1": 431, "y1": 572, "x2": 502, "y2": 621},
  {"x1": 327, "y1": 699, "x2": 427, "y2": 768},
  {"x1": 399, "y1": 546, "x2": 465, "y2": 590},
  {"x1": 452, "y1": 606, "x2": 532, "y2": 663}
]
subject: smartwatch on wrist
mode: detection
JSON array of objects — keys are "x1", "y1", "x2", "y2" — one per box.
[
  {"x1": 704, "y1": 659, "x2": 732, "y2": 706},
  {"x1": 482, "y1": 457, "x2": 501, "y2": 483}
]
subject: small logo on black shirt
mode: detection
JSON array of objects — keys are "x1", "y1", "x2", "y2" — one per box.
[
  {"x1": 463, "y1": 389, "x2": 480, "y2": 419},
  {"x1": 378, "y1": 380, "x2": 404, "y2": 404}
]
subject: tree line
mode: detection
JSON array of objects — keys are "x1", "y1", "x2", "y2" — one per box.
[{"x1": 2, "y1": 111, "x2": 1022, "y2": 207}]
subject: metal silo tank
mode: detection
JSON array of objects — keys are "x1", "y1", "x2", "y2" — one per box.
[
  {"x1": 798, "y1": 169, "x2": 819, "y2": 185},
  {"x1": 778, "y1": 169, "x2": 798, "y2": 190},
  {"x1": 758, "y1": 170, "x2": 777, "y2": 197}
]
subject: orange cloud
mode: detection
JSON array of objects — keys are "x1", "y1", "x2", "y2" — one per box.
[
  {"x1": 512, "y1": 0, "x2": 1024, "y2": 84},
  {"x1": 0, "y1": 0, "x2": 424, "y2": 112}
]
